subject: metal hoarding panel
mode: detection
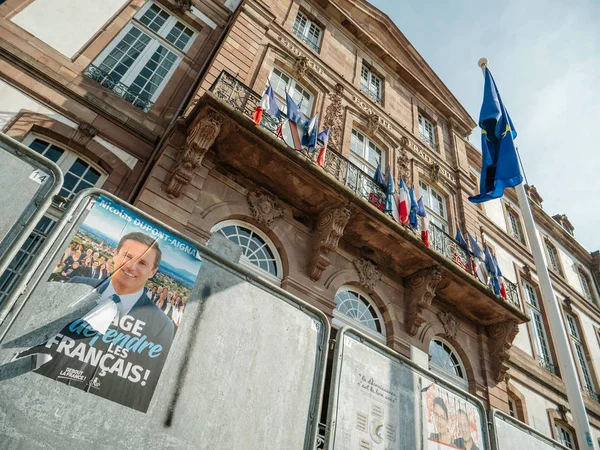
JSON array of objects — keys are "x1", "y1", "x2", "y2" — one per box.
[
  {"x1": 0, "y1": 132, "x2": 63, "y2": 276},
  {"x1": 490, "y1": 410, "x2": 569, "y2": 450},
  {"x1": 326, "y1": 328, "x2": 490, "y2": 450},
  {"x1": 0, "y1": 190, "x2": 328, "y2": 450}
]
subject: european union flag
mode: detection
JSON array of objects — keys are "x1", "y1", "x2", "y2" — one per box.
[{"x1": 469, "y1": 67, "x2": 523, "y2": 203}]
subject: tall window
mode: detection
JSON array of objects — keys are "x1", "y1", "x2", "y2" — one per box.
[
  {"x1": 86, "y1": 1, "x2": 196, "y2": 111},
  {"x1": 212, "y1": 221, "x2": 282, "y2": 281},
  {"x1": 506, "y1": 207, "x2": 525, "y2": 245},
  {"x1": 333, "y1": 287, "x2": 385, "y2": 339},
  {"x1": 25, "y1": 137, "x2": 105, "y2": 204},
  {"x1": 350, "y1": 129, "x2": 384, "y2": 176},
  {"x1": 418, "y1": 114, "x2": 437, "y2": 150},
  {"x1": 544, "y1": 240, "x2": 562, "y2": 274},
  {"x1": 269, "y1": 67, "x2": 314, "y2": 117},
  {"x1": 555, "y1": 424, "x2": 574, "y2": 449},
  {"x1": 428, "y1": 338, "x2": 468, "y2": 389},
  {"x1": 419, "y1": 181, "x2": 448, "y2": 232},
  {"x1": 523, "y1": 281, "x2": 554, "y2": 372},
  {"x1": 360, "y1": 64, "x2": 383, "y2": 105},
  {"x1": 0, "y1": 136, "x2": 105, "y2": 304},
  {"x1": 291, "y1": 11, "x2": 322, "y2": 52},
  {"x1": 565, "y1": 313, "x2": 595, "y2": 396},
  {"x1": 577, "y1": 268, "x2": 596, "y2": 303}
]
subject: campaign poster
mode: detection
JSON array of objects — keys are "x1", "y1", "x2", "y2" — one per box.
[
  {"x1": 423, "y1": 383, "x2": 484, "y2": 450},
  {"x1": 17, "y1": 195, "x2": 202, "y2": 412}
]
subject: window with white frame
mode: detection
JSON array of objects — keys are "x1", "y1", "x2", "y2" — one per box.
[
  {"x1": 506, "y1": 207, "x2": 525, "y2": 245},
  {"x1": 428, "y1": 337, "x2": 468, "y2": 389},
  {"x1": 349, "y1": 129, "x2": 384, "y2": 177},
  {"x1": 360, "y1": 64, "x2": 383, "y2": 105},
  {"x1": 544, "y1": 240, "x2": 562, "y2": 274},
  {"x1": 291, "y1": 11, "x2": 322, "y2": 52},
  {"x1": 577, "y1": 268, "x2": 596, "y2": 303},
  {"x1": 523, "y1": 281, "x2": 554, "y2": 371},
  {"x1": 555, "y1": 424, "x2": 574, "y2": 449},
  {"x1": 418, "y1": 113, "x2": 437, "y2": 150},
  {"x1": 565, "y1": 313, "x2": 596, "y2": 396},
  {"x1": 25, "y1": 136, "x2": 106, "y2": 204},
  {"x1": 419, "y1": 180, "x2": 448, "y2": 232},
  {"x1": 212, "y1": 221, "x2": 282, "y2": 281},
  {"x1": 333, "y1": 287, "x2": 385, "y2": 339},
  {"x1": 269, "y1": 67, "x2": 314, "y2": 117},
  {"x1": 86, "y1": 1, "x2": 196, "y2": 111}
]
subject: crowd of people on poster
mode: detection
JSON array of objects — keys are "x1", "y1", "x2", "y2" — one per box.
[
  {"x1": 17, "y1": 196, "x2": 202, "y2": 412},
  {"x1": 425, "y1": 383, "x2": 483, "y2": 450}
]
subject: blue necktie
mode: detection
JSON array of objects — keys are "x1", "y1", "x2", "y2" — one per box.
[{"x1": 111, "y1": 294, "x2": 121, "y2": 304}]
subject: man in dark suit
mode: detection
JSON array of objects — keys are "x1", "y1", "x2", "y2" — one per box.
[
  {"x1": 18, "y1": 232, "x2": 174, "y2": 413},
  {"x1": 452, "y1": 409, "x2": 480, "y2": 450}
]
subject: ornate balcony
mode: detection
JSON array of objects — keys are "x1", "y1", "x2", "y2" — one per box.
[
  {"x1": 505, "y1": 279, "x2": 521, "y2": 309},
  {"x1": 203, "y1": 71, "x2": 528, "y2": 331},
  {"x1": 83, "y1": 64, "x2": 154, "y2": 112}
]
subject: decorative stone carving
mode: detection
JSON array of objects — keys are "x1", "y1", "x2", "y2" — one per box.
[
  {"x1": 166, "y1": 111, "x2": 221, "y2": 198},
  {"x1": 438, "y1": 311, "x2": 459, "y2": 339},
  {"x1": 522, "y1": 264, "x2": 532, "y2": 278},
  {"x1": 397, "y1": 140, "x2": 410, "y2": 181},
  {"x1": 404, "y1": 265, "x2": 442, "y2": 336},
  {"x1": 486, "y1": 320, "x2": 519, "y2": 383},
  {"x1": 563, "y1": 296, "x2": 574, "y2": 312},
  {"x1": 552, "y1": 213, "x2": 575, "y2": 234},
  {"x1": 323, "y1": 83, "x2": 344, "y2": 146},
  {"x1": 309, "y1": 206, "x2": 351, "y2": 280},
  {"x1": 525, "y1": 184, "x2": 544, "y2": 206},
  {"x1": 430, "y1": 162, "x2": 441, "y2": 182},
  {"x1": 366, "y1": 114, "x2": 380, "y2": 135},
  {"x1": 293, "y1": 56, "x2": 309, "y2": 79},
  {"x1": 353, "y1": 258, "x2": 382, "y2": 292},
  {"x1": 73, "y1": 122, "x2": 98, "y2": 146},
  {"x1": 248, "y1": 191, "x2": 285, "y2": 227},
  {"x1": 174, "y1": 0, "x2": 192, "y2": 12}
]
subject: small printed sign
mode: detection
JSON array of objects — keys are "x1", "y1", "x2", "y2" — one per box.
[{"x1": 29, "y1": 169, "x2": 50, "y2": 185}]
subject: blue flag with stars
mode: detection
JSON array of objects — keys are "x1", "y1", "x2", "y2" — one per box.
[{"x1": 469, "y1": 67, "x2": 523, "y2": 203}]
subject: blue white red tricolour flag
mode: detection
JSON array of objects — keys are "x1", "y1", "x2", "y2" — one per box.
[
  {"x1": 468, "y1": 232, "x2": 488, "y2": 284},
  {"x1": 316, "y1": 128, "x2": 330, "y2": 168},
  {"x1": 398, "y1": 178, "x2": 410, "y2": 226},
  {"x1": 416, "y1": 197, "x2": 429, "y2": 248},
  {"x1": 252, "y1": 85, "x2": 279, "y2": 125}
]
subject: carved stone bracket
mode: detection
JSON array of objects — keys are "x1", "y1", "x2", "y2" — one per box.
[
  {"x1": 404, "y1": 265, "x2": 442, "y2": 336},
  {"x1": 73, "y1": 122, "x2": 98, "y2": 147},
  {"x1": 430, "y1": 162, "x2": 441, "y2": 182},
  {"x1": 248, "y1": 191, "x2": 285, "y2": 227},
  {"x1": 438, "y1": 311, "x2": 458, "y2": 340},
  {"x1": 293, "y1": 56, "x2": 309, "y2": 79},
  {"x1": 174, "y1": 0, "x2": 192, "y2": 12},
  {"x1": 486, "y1": 320, "x2": 519, "y2": 383},
  {"x1": 366, "y1": 114, "x2": 380, "y2": 135},
  {"x1": 323, "y1": 83, "x2": 344, "y2": 146},
  {"x1": 397, "y1": 142, "x2": 410, "y2": 182},
  {"x1": 309, "y1": 206, "x2": 351, "y2": 280},
  {"x1": 166, "y1": 111, "x2": 221, "y2": 198},
  {"x1": 353, "y1": 258, "x2": 382, "y2": 292}
]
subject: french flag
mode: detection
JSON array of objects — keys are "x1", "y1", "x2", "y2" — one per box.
[
  {"x1": 252, "y1": 85, "x2": 279, "y2": 125},
  {"x1": 398, "y1": 178, "x2": 410, "y2": 226},
  {"x1": 416, "y1": 197, "x2": 429, "y2": 247},
  {"x1": 277, "y1": 93, "x2": 303, "y2": 149},
  {"x1": 316, "y1": 128, "x2": 330, "y2": 167},
  {"x1": 494, "y1": 255, "x2": 508, "y2": 299},
  {"x1": 302, "y1": 113, "x2": 319, "y2": 152},
  {"x1": 409, "y1": 186, "x2": 419, "y2": 229},
  {"x1": 485, "y1": 246, "x2": 501, "y2": 297},
  {"x1": 468, "y1": 232, "x2": 488, "y2": 284}
]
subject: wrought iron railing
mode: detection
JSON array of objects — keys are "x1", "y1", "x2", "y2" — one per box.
[
  {"x1": 419, "y1": 132, "x2": 439, "y2": 152},
  {"x1": 209, "y1": 71, "x2": 526, "y2": 301},
  {"x1": 315, "y1": 422, "x2": 326, "y2": 449},
  {"x1": 360, "y1": 84, "x2": 383, "y2": 105},
  {"x1": 537, "y1": 357, "x2": 559, "y2": 376},
  {"x1": 505, "y1": 279, "x2": 521, "y2": 309},
  {"x1": 83, "y1": 64, "x2": 154, "y2": 112}
]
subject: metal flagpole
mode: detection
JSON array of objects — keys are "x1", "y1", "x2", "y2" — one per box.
[{"x1": 478, "y1": 58, "x2": 597, "y2": 450}]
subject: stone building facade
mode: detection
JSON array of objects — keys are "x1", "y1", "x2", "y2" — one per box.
[{"x1": 2, "y1": 0, "x2": 600, "y2": 448}]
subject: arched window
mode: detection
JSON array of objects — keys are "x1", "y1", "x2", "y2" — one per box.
[
  {"x1": 211, "y1": 220, "x2": 282, "y2": 281},
  {"x1": 333, "y1": 287, "x2": 385, "y2": 339},
  {"x1": 429, "y1": 337, "x2": 468, "y2": 389}
]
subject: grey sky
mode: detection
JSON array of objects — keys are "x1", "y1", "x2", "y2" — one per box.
[{"x1": 368, "y1": 0, "x2": 600, "y2": 251}]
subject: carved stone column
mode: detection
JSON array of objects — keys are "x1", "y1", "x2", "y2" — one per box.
[
  {"x1": 404, "y1": 265, "x2": 442, "y2": 336},
  {"x1": 323, "y1": 83, "x2": 344, "y2": 147},
  {"x1": 166, "y1": 111, "x2": 221, "y2": 198},
  {"x1": 309, "y1": 206, "x2": 351, "y2": 280},
  {"x1": 486, "y1": 320, "x2": 519, "y2": 383}
]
